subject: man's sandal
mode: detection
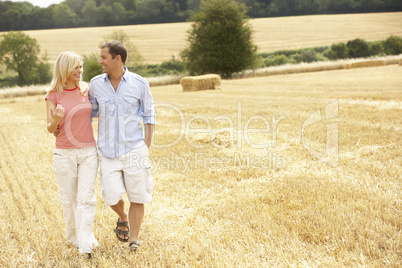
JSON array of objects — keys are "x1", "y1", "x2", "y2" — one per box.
[
  {"x1": 129, "y1": 241, "x2": 140, "y2": 252},
  {"x1": 113, "y1": 218, "x2": 130, "y2": 242}
]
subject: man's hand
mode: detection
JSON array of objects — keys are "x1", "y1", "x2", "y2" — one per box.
[
  {"x1": 145, "y1": 139, "x2": 151, "y2": 148},
  {"x1": 54, "y1": 126, "x2": 60, "y2": 137},
  {"x1": 144, "y1": 124, "x2": 154, "y2": 149}
]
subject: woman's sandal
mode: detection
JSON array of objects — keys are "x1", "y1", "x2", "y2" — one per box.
[
  {"x1": 84, "y1": 253, "x2": 92, "y2": 259},
  {"x1": 129, "y1": 241, "x2": 140, "y2": 252},
  {"x1": 113, "y1": 218, "x2": 130, "y2": 242}
]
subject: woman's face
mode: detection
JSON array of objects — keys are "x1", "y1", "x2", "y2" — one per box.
[{"x1": 67, "y1": 60, "x2": 83, "y2": 83}]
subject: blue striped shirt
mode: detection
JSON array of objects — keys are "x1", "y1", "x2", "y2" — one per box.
[{"x1": 89, "y1": 68, "x2": 155, "y2": 158}]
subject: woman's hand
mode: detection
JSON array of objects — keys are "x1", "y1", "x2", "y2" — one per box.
[
  {"x1": 52, "y1": 104, "x2": 65, "y2": 123},
  {"x1": 46, "y1": 101, "x2": 65, "y2": 133}
]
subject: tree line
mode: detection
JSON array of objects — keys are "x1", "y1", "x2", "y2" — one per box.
[
  {"x1": 2, "y1": 0, "x2": 402, "y2": 87},
  {"x1": 0, "y1": 0, "x2": 401, "y2": 31}
]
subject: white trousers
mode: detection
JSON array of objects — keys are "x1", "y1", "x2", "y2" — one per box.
[{"x1": 53, "y1": 147, "x2": 99, "y2": 254}]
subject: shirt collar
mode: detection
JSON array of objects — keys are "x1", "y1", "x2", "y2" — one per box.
[
  {"x1": 122, "y1": 67, "x2": 129, "y2": 82},
  {"x1": 102, "y1": 67, "x2": 129, "y2": 82}
]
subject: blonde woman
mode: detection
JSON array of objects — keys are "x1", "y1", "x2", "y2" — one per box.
[{"x1": 45, "y1": 51, "x2": 98, "y2": 258}]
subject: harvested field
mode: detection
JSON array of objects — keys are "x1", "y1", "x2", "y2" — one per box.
[{"x1": 0, "y1": 65, "x2": 400, "y2": 267}]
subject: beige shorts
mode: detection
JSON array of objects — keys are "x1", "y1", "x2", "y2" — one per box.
[{"x1": 99, "y1": 141, "x2": 153, "y2": 206}]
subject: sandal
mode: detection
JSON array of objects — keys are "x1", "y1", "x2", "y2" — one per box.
[
  {"x1": 129, "y1": 241, "x2": 140, "y2": 252},
  {"x1": 84, "y1": 253, "x2": 92, "y2": 259},
  {"x1": 113, "y1": 218, "x2": 130, "y2": 242}
]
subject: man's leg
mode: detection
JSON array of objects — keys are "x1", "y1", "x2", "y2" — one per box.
[
  {"x1": 110, "y1": 199, "x2": 129, "y2": 241},
  {"x1": 128, "y1": 203, "x2": 144, "y2": 243},
  {"x1": 99, "y1": 152, "x2": 128, "y2": 242},
  {"x1": 123, "y1": 142, "x2": 153, "y2": 250}
]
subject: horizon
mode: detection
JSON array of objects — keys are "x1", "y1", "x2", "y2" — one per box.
[{"x1": 7, "y1": 0, "x2": 64, "y2": 8}]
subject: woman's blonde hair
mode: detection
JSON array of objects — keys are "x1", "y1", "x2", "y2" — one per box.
[{"x1": 47, "y1": 51, "x2": 88, "y2": 95}]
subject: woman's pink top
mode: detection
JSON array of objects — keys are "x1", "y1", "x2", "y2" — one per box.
[{"x1": 45, "y1": 87, "x2": 96, "y2": 149}]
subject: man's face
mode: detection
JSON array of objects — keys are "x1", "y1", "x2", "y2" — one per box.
[{"x1": 99, "y1": 47, "x2": 116, "y2": 74}]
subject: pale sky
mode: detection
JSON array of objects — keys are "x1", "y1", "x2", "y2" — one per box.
[{"x1": 7, "y1": 0, "x2": 65, "y2": 8}]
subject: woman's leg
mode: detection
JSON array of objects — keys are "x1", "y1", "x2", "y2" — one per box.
[
  {"x1": 53, "y1": 149, "x2": 78, "y2": 247},
  {"x1": 76, "y1": 147, "x2": 98, "y2": 254}
]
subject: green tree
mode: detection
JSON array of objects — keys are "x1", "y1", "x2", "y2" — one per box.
[
  {"x1": 242, "y1": 0, "x2": 273, "y2": 17},
  {"x1": 83, "y1": 29, "x2": 145, "y2": 81},
  {"x1": 347, "y1": 38, "x2": 370, "y2": 58},
  {"x1": 83, "y1": 53, "x2": 102, "y2": 82},
  {"x1": 323, "y1": 42, "x2": 349, "y2": 60},
  {"x1": 0, "y1": 31, "x2": 51, "y2": 85},
  {"x1": 181, "y1": 0, "x2": 259, "y2": 78},
  {"x1": 368, "y1": 41, "x2": 383, "y2": 56},
  {"x1": 65, "y1": 0, "x2": 87, "y2": 17},
  {"x1": 81, "y1": 0, "x2": 98, "y2": 26},
  {"x1": 96, "y1": 4, "x2": 116, "y2": 26},
  {"x1": 299, "y1": 48, "x2": 318, "y2": 63},
  {"x1": 104, "y1": 29, "x2": 144, "y2": 68},
  {"x1": 52, "y1": 3, "x2": 78, "y2": 28},
  {"x1": 23, "y1": 6, "x2": 55, "y2": 30},
  {"x1": 1, "y1": 7, "x2": 21, "y2": 30},
  {"x1": 136, "y1": 0, "x2": 183, "y2": 23},
  {"x1": 383, "y1": 35, "x2": 402, "y2": 55},
  {"x1": 328, "y1": 0, "x2": 354, "y2": 12},
  {"x1": 188, "y1": 0, "x2": 202, "y2": 10}
]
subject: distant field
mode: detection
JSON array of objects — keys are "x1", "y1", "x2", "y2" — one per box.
[
  {"x1": 0, "y1": 11, "x2": 401, "y2": 267},
  {"x1": 0, "y1": 65, "x2": 400, "y2": 266},
  {"x1": 5, "y1": 12, "x2": 401, "y2": 64}
]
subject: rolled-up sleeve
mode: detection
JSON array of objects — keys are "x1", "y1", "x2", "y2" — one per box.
[{"x1": 141, "y1": 83, "x2": 156, "y2": 125}]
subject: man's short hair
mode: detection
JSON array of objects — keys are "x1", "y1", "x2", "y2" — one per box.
[{"x1": 100, "y1": 41, "x2": 127, "y2": 64}]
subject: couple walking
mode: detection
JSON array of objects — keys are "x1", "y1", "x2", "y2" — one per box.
[{"x1": 45, "y1": 41, "x2": 155, "y2": 257}]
